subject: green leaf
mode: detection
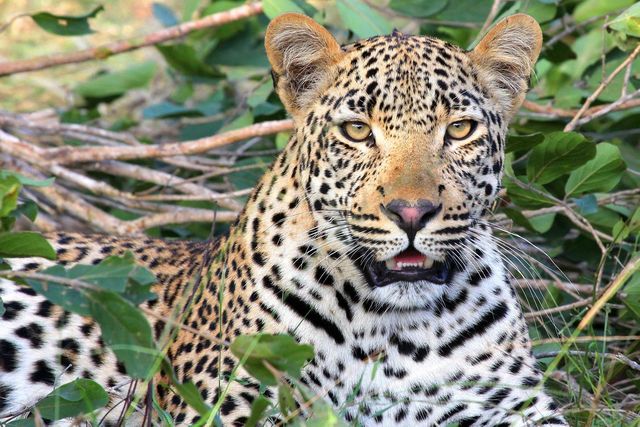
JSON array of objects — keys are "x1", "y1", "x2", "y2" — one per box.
[
  {"x1": 253, "y1": 101, "x2": 282, "y2": 117},
  {"x1": 307, "y1": 399, "x2": 348, "y2": 427},
  {"x1": 527, "y1": 132, "x2": 596, "y2": 185},
  {"x1": 629, "y1": 207, "x2": 640, "y2": 234},
  {"x1": 156, "y1": 44, "x2": 220, "y2": 77},
  {"x1": 503, "y1": 207, "x2": 536, "y2": 232},
  {"x1": 36, "y1": 378, "x2": 109, "y2": 420},
  {"x1": 278, "y1": 383, "x2": 297, "y2": 417},
  {"x1": 161, "y1": 358, "x2": 212, "y2": 416},
  {"x1": 24, "y1": 265, "x2": 158, "y2": 378},
  {"x1": 228, "y1": 157, "x2": 271, "y2": 190},
  {"x1": 544, "y1": 41, "x2": 577, "y2": 64},
  {"x1": 612, "y1": 219, "x2": 631, "y2": 243},
  {"x1": 247, "y1": 80, "x2": 273, "y2": 108},
  {"x1": 275, "y1": 132, "x2": 291, "y2": 150},
  {"x1": 623, "y1": 272, "x2": 640, "y2": 320},
  {"x1": 506, "y1": 133, "x2": 545, "y2": 154},
  {"x1": 230, "y1": 334, "x2": 314, "y2": 385},
  {"x1": 6, "y1": 418, "x2": 36, "y2": 427},
  {"x1": 122, "y1": 259, "x2": 157, "y2": 305},
  {"x1": 220, "y1": 111, "x2": 254, "y2": 133},
  {"x1": 609, "y1": 3, "x2": 640, "y2": 37},
  {"x1": 565, "y1": 143, "x2": 627, "y2": 197},
  {"x1": 585, "y1": 58, "x2": 640, "y2": 102},
  {"x1": 31, "y1": 6, "x2": 104, "y2": 36},
  {"x1": 89, "y1": 291, "x2": 157, "y2": 378},
  {"x1": 26, "y1": 265, "x2": 93, "y2": 316},
  {"x1": 182, "y1": 0, "x2": 201, "y2": 21},
  {"x1": 143, "y1": 101, "x2": 201, "y2": 119},
  {"x1": 67, "y1": 254, "x2": 139, "y2": 292},
  {"x1": 388, "y1": 0, "x2": 448, "y2": 17},
  {"x1": 0, "y1": 231, "x2": 55, "y2": 259},
  {"x1": 529, "y1": 213, "x2": 556, "y2": 233},
  {"x1": 152, "y1": 3, "x2": 179, "y2": 27},
  {"x1": 12, "y1": 200, "x2": 39, "y2": 222},
  {"x1": 434, "y1": 0, "x2": 493, "y2": 23},
  {"x1": 520, "y1": 0, "x2": 557, "y2": 23},
  {"x1": 504, "y1": 177, "x2": 555, "y2": 209},
  {"x1": 263, "y1": 0, "x2": 305, "y2": 19},
  {"x1": 574, "y1": 194, "x2": 599, "y2": 215},
  {"x1": 26, "y1": 253, "x2": 155, "y2": 315},
  {"x1": 0, "y1": 171, "x2": 54, "y2": 187},
  {"x1": 574, "y1": 0, "x2": 635, "y2": 23},
  {"x1": 0, "y1": 175, "x2": 21, "y2": 217},
  {"x1": 75, "y1": 62, "x2": 157, "y2": 98},
  {"x1": 245, "y1": 395, "x2": 270, "y2": 427},
  {"x1": 585, "y1": 207, "x2": 622, "y2": 229},
  {"x1": 337, "y1": 0, "x2": 392, "y2": 38}
]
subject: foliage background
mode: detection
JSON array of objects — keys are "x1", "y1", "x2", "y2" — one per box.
[{"x1": 0, "y1": 0, "x2": 639, "y2": 426}]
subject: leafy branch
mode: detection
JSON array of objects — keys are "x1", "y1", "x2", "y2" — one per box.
[{"x1": 0, "y1": 3, "x2": 264, "y2": 76}]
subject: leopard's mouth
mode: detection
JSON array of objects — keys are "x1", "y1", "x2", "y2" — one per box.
[{"x1": 361, "y1": 247, "x2": 452, "y2": 287}]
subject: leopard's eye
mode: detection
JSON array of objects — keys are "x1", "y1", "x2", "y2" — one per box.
[
  {"x1": 340, "y1": 121, "x2": 372, "y2": 142},
  {"x1": 446, "y1": 120, "x2": 475, "y2": 140}
]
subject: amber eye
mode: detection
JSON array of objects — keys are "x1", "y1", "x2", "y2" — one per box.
[
  {"x1": 446, "y1": 120, "x2": 475, "y2": 140},
  {"x1": 340, "y1": 121, "x2": 372, "y2": 142}
]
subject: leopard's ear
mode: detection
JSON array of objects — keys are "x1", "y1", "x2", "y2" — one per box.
[
  {"x1": 265, "y1": 13, "x2": 343, "y2": 116},
  {"x1": 469, "y1": 14, "x2": 542, "y2": 118}
]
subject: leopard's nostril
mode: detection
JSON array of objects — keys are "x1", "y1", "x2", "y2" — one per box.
[{"x1": 381, "y1": 199, "x2": 441, "y2": 241}]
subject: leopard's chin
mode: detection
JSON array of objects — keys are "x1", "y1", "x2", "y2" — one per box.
[{"x1": 358, "y1": 247, "x2": 453, "y2": 288}]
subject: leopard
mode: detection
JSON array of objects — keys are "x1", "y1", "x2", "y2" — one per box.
[{"x1": 0, "y1": 13, "x2": 569, "y2": 426}]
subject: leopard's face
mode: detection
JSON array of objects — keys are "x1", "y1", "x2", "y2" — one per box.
[
  {"x1": 266, "y1": 14, "x2": 540, "y2": 306},
  {"x1": 301, "y1": 37, "x2": 505, "y2": 292}
]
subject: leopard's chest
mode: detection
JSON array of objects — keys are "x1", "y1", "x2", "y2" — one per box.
[{"x1": 283, "y1": 286, "x2": 534, "y2": 426}]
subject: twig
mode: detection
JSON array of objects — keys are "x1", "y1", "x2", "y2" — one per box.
[
  {"x1": 505, "y1": 175, "x2": 612, "y2": 252},
  {"x1": 0, "y1": 134, "x2": 240, "y2": 233},
  {"x1": 130, "y1": 188, "x2": 253, "y2": 202},
  {"x1": 544, "y1": 14, "x2": 612, "y2": 49},
  {"x1": 575, "y1": 87, "x2": 640, "y2": 126},
  {"x1": 117, "y1": 209, "x2": 236, "y2": 235},
  {"x1": 0, "y1": 3, "x2": 264, "y2": 77},
  {"x1": 512, "y1": 279, "x2": 593, "y2": 294},
  {"x1": 492, "y1": 188, "x2": 640, "y2": 227},
  {"x1": 33, "y1": 119, "x2": 293, "y2": 163},
  {"x1": 86, "y1": 160, "x2": 243, "y2": 211},
  {"x1": 615, "y1": 353, "x2": 640, "y2": 371},
  {"x1": 564, "y1": 43, "x2": 640, "y2": 131},
  {"x1": 1, "y1": 270, "x2": 99, "y2": 290},
  {"x1": 577, "y1": 256, "x2": 640, "y2": 330},
  {"x1": 535, "y1": 351, "x2": 640, "y2": 372},
  {"x1": 476, "y1": 0, "x2": 502, "y2": 43},
  {"x1": 522, "y1": 98, "x2": 640, "y2": 120},
  {"x1": 525, "y1": 298, "x2": 591, "y2": 319}
]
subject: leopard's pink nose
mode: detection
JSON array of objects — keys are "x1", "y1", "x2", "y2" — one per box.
[{"x1": 382, "y1": 199, "x2": 440, "y2": 240}]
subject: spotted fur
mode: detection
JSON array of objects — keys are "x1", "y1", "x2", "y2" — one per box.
[{"x1": 0, "y1": 14, "x2": 567, "y2": 426}]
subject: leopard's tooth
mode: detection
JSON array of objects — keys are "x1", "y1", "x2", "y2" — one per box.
[
  {"x1": 385, "y1": 259, "x2": 396, "y2": 270},
  {"x1": 423, "y1": 257, "x2": 434, "y2": 269}
]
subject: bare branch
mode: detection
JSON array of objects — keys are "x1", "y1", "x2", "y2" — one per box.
[
  {"x1": 25, "y1": 119, "x2": 293, "y2": 164},
  {"x1": 0, "y1": 3, "x2": 264, "y2": 77}
]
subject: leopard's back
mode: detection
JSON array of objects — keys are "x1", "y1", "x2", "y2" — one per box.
[{"x1": 0, "y1": 232, "x2": 209, "y2": 422}]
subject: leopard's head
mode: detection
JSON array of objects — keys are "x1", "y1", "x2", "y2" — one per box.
[{"x1": 266, "y1": 14, "x2": 541, "y2": 304}]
